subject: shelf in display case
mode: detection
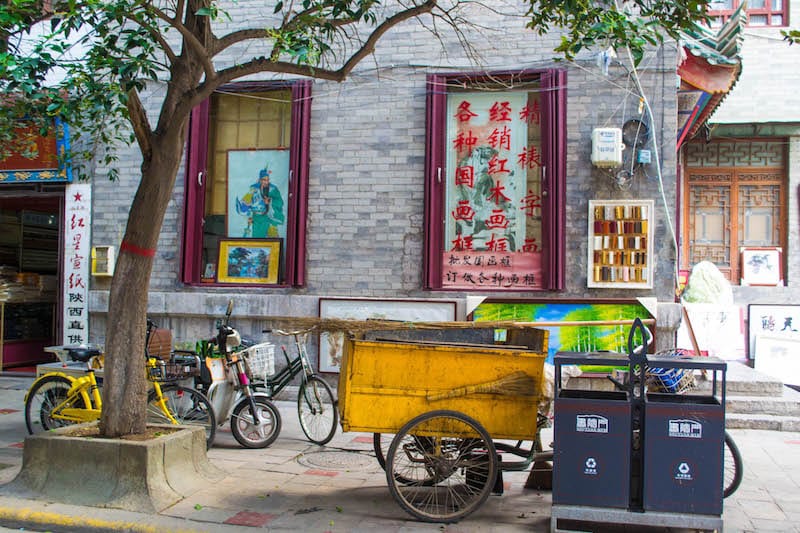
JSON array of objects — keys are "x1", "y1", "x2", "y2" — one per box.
[{"x1": 587, "y1": 199, "x2": 654, "y2": 289}]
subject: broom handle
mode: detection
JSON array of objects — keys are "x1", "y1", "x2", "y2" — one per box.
[
  {"x1": 681, "y1": 305, "x2": 703, "y2": 356},
  {"x1": 428, "y1": 384, "x2": 481, "y2": 402}
]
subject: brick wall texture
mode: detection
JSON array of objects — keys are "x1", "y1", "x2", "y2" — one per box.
[{"x1": 89, "y1": 2, "x2": 682, "y2": 345}]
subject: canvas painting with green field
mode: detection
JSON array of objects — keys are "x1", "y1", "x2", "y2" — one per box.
[{"x1": 472, "y1": 300, "x2": 654, "y2": 367}]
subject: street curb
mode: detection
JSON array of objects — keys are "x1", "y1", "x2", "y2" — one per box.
[{"x1": 0, "y1": 505, "x2": 196, "y2": 533}]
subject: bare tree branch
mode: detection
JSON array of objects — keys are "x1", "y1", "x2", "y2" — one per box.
[
  {"x1": 203, "y1": 0, "x2": 440, "y2": 104},
  {"x1": 337, "y1": 0, "x2": 437, "y2": 77},
  {"x1": 125, "y1": 88, "x2": 153, "y2": 159},
  {"x1": 143, "y1": 1, "x2": 216, "y2": 80},
  {"x1": 212, "y1": 28, "x2": 270, "y2": 56}
]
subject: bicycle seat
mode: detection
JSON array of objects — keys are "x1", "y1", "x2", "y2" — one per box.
[{"x1": 67, "y1": 345, "x2": 104, "y2": 363}]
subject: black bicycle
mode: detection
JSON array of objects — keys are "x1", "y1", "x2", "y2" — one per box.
[{"x1": 259, "y1": 327, "x2": 338, "y2": 445}]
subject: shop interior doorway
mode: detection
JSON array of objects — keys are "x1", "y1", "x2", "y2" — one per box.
[{"x1": 0, "y1": 195, "x2": 61, "y2": 374}]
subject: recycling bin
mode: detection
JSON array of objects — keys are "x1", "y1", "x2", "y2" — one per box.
[
  {"x1": 643, "y1": 356, "x2": 726, "y2": 516},
  {"x1": 553, "y1": 352, "x2": 632, "y2": 509}
]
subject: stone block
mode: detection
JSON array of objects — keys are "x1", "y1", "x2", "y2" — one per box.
[{"x1": 4, "y1": 424, "x2": 224, "y2": 513}]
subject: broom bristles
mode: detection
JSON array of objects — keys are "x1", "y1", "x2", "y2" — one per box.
[{"x1": 427, "y1": 371, "x2": 537, "y2": 401}]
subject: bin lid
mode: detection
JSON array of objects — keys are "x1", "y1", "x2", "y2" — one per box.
[
  {"x1": 646, "y1": 354, "x2": 726, "y2": 371},
  {"x1": 555, "y1": 351, "x2": 630, "y2": 366}
]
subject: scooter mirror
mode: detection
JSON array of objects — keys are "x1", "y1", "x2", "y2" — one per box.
[{"x1": 226, "y1": 299, "x2": 233, "y2": 318}]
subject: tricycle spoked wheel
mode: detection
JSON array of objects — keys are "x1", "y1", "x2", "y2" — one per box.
[
  {"x1": 374, "y1": 433, "x2": 439, "y2": 486},
  {"x1": 385, "y1": 410, "x2": 498, "y2": 523},
  {"x1": 724, "y1": 431, "x2": 743, "y2": 498},
  {"x1": 298, "y1": 376, "x2": 338, "y2": 445},
  {"x1": 231, "y1": 397, "x2": 282, "y2": 449},
  {"x1": 25, "y1": 375, "x2": 82, "y2": 434},
  {"x1": 147, "y1": 385, "x2": 217, "y2": 449}
]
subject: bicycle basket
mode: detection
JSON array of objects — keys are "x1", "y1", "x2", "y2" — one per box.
[
  {"x1": 148, "y1": 356, "x2": 201, "y2": 382},
  {"x1": 647, "y1": 349, "x2": 696, "y2": 394},
  {"x1": 239, "y1": 343, "x2": 275, "y2": 382}
]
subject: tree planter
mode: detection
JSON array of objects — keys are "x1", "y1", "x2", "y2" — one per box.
[{"x1": 5, "y1": 424, "x2": 224, "y2": 513}]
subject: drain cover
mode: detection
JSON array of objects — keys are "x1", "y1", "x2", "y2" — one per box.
[{"x1": 296, "y1": 450, "x2": 376, "y2": 472}]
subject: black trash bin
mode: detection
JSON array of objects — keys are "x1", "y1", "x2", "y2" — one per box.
[
  {"x1": 643, "y1": 356, "x2": 727, "y2": 516},
  {"x1": 553, "y1": 352, "x2": 632, "y2": 509}
]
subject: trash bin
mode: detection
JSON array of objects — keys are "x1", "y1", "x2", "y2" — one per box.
[
  {"x1": 643, "y1": 356, "x2": 727, "y2": 516},
  {"x1": 553, "y1": 352, "x2": 632, "y2": 509}
]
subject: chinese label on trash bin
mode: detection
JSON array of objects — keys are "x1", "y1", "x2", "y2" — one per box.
[
  {"x1": 668, "y1": 419, "x2": 702, "y2": 438},
  {"x1": 576, "y1": 415, "x2": 609, "y2": 434}
]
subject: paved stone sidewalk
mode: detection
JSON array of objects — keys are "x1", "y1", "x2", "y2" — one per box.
[{"x1": 1, "y1": 374, "x2": 800, "y2": 532}]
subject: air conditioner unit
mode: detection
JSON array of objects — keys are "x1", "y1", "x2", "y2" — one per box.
[{"x1": 91, "y1": 246, "x2": 115, "y2": 276}]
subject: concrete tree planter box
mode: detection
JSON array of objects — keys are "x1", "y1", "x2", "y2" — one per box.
[{"x1": 5, "y1": 424, "x2": 224, "y2": 513}]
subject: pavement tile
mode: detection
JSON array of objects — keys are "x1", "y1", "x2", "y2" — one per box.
[
  {"x1": 1, "y1": 377, "x2": 800, "y2": 532},
  {"x1": 743, "y1": 500, "x2": 787, "y2": 521},
  {"x1": 223, "y1": 510, "x2": 277, "y2": 527},
  {"x1": 749, "y1": 518, "x2": 800, "y2": 532},
  {"x1": 304, "y1": 468, "x2": 338, "y2": 477}
]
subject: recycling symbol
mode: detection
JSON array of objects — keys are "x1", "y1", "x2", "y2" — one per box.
[
  {"x1": 585, "y1": 457, "x2": 597, "y2": 469},
  {"x1": 678, "y1": 462, "x2": 690, "y2": 474}
]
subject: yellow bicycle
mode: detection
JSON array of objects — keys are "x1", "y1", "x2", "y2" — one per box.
[{"x1": 24, "y1": 343, "x2": 217, "y2": 448}]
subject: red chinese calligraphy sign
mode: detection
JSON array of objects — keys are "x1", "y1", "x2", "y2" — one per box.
[{"x1": 442, "y1": 251, "x2": 543, "y2": 290}]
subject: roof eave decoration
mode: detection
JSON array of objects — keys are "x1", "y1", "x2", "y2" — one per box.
[{"x1": 676, "y1": 3, "x2": 746, "y2": 148}]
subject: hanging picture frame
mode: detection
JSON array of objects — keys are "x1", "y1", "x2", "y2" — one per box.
[
  {"x1": 216, "y1": 238, "x2": 281, "y2": 284},
  {"x1": 740, "y1": 247, "x2": 783, "y2": 286},
  {"x1": 226, "y1": 149, "x2": 290, "y2": 240}
]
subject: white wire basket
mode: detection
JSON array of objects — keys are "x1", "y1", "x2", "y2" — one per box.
[
  {"x1": 239, "y1": 343, "x2": 275, "y2": 382},
  {"x1": 647, "y1": 349, "x2": 696, "y2": 394}
]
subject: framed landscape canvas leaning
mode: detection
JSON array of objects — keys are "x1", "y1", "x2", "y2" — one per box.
[{"x1": 217, "y1": 239, "x2": 281, "y2": 284}]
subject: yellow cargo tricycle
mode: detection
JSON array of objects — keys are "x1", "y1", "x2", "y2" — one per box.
[{"x1": 337, "y1": 327, "x2": 553, "y2": 523}]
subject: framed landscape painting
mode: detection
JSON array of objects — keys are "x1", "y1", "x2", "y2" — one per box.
[{"x1": 216, "y1": 239, "x2": 281, "y2": 284}]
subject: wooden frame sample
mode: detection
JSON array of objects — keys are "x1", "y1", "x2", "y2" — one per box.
[
  {"x1": 587, "y1": 199, "x2": 654, "y2": 289},
  {"x1": 318, "y1": 298, "x2": 458, "y2": 373},
  {"x1": 740, "y1": 246, "x2": 783, "y2": 286},
  {"x1": 216, "y1": 238, "x2": 281, "y2": 284}
]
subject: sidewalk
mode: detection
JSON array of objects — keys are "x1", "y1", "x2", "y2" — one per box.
[{"x1": 1, "y1": 374, "x2": 799, "y2": 532}]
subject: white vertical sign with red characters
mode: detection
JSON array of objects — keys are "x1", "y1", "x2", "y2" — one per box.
[{"x1": 62, "y1": 182, "x2": 91, "y2": 346}]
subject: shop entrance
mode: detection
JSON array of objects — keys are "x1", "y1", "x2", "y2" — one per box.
[{"x1": 0, "y1": 193, "x2": 62, "y2": 373}]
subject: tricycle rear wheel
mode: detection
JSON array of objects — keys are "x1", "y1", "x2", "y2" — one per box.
[{"x1": 385, "y1": 410, "x2": 497, "y2": 523}]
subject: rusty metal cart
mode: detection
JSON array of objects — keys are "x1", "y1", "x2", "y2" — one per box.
[{"x1": 337, "y1": 327, "x2": 552, "y2": 523}]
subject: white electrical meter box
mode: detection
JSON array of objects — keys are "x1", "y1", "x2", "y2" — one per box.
[{"x1": 591, "y1": 127, "x2": 624, "y2": 168}]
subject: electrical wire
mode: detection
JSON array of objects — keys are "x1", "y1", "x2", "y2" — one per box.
[{"x1": 624, "y1": 45, "x2": 680, "y2": 285}]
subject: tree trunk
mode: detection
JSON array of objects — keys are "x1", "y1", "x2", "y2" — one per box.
[{"x1": 98, "y1": 120, "x2": 188, "y2": 438}]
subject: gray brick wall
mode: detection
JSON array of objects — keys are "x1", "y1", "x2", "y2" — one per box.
[
  {"x1": 712, "y1": 0, "x2": 800, "y2": 124},
  {"x1": 88, "y1": 2, "x2": 682, "y2": 353}
]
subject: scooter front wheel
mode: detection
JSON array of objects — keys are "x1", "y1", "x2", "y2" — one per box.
[{"x1": 230, "y1": 396, "x2": 282, "y2": 448}]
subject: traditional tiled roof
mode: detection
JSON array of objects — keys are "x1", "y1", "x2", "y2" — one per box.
[{"x1": 676, "y1": 3, "x2": 746, "y2": 146}]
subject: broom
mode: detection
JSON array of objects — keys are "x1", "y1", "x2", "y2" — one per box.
[{"x1": 427, "y1": 371, "x2": 537, "y2": 401}]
